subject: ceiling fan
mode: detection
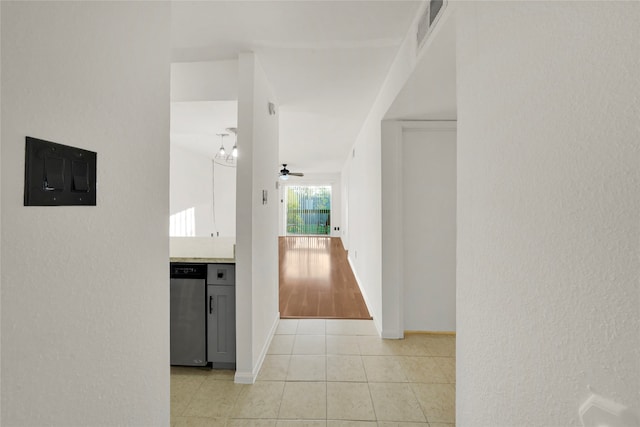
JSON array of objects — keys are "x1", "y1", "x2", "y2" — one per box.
[{"x1": 279, "y1": 164, "x2": 304, "y2": 180}]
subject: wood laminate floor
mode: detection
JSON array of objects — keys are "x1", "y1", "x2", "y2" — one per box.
[{"x1": 279, "y1": 236, "x2": 372, "y2": 319}]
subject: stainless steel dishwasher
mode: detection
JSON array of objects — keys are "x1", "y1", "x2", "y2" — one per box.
[{"x1": 170, "y1": 263, "x2": 207, "y2": 366}]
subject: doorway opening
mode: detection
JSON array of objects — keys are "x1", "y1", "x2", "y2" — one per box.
[
  {"x1": 285, "y1": 185, "x2": 331, "y2": 235},
  {"x1": 278, "y1": 183, "x2": 370, "y2": 319}
]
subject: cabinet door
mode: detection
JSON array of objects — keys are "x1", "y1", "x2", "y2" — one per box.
[{"x1": 207, "y1": 285, "x2": 236, "y2": 364}]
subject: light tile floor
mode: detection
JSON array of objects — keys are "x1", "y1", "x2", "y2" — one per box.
[{"x1": 171, "y1": 319, "x2": 455, "y2": 427}]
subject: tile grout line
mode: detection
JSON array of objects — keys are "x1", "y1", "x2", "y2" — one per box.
[
  {"x1": 172, "y1": 322, "x2": 454, "y2": 426},
  {"x1": 408, "y1": 371, "x2": 431, "y2": 425},
  {"x1": 323, "y1": 324, "x2": 328, "y2": 422},
  {"x1": 361, "y1": 339, "x2": 380, "y2": 424},
  {"x1": 176, "y1": 375, "x2": 208, "y2": 418},
  {"x1": 325, "y1": 330, "x2": 328, "y2": 423},
  {"x1": 274, "y1": 378, "x2": 287, "y2": 421}
]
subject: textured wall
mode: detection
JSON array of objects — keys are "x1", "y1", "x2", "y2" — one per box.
[
  {"x1": 170, "y1": 60, "x2": 239, "y2": 102},
  {"x1": 170, "y1": 145, "x2": 215, "y2": 236},
  {"x1": 402, "y1": 126, "x2": 456, "y2": 332},
  {"x1": 457, "y1": 2, "x2": 640, "y2": 425},
  {"x1": 236, "y1": 53, "x2": 280, "y2": 382},
  {"x1": 350, "y1": 2, "x2": 456, "y2": 336},
  {"x1": 170, "y1": 145, "x2": 236, "y2": 237},
  {"x1": 344, "y1": 3, "x2": 423, "y2": 334},
  {"x1": 1, "y1": 2, "x2": 170, "y2": 425}
]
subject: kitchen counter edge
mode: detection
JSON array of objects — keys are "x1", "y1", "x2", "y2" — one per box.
[{"x1": 170, "y1": 257, "x2": 236, "y2": 264}]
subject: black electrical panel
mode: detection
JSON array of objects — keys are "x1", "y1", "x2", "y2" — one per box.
[{"x1": 24, "y1": 136, "x2": 97, "y2": 206}]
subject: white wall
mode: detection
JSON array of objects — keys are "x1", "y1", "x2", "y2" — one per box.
[
  {"x1": 169, "y1": 59, "x2": 238, "y2": 239},
  {"x1": 0, "y1": 3, "x2": 3, "y2": 418},
  {"x1": 340, "y1": 161, "x2": 349, "y2": 249},
  {"x1": 170, "y1": 145, "x2": 236, "y2": 237},
  {"x1": 343, "y1": 2, "x2": 453, "y2": 334},
  {"x1": 170, "y1": 60, "x2": 238, "y2": 102},
  {"x1": 170, "y1": 145, "x2": 213, "y2": 236},
  {"x1": 342, "y1": 32, "x2": 415, "y2": 333},
  {"x1": 213, "y1": 161, "x2": 237, "y2": 238},
  {"x1": 380, "y1": 121, "x2": 456, "y2": 337},
  {"x1": 235, "y1": 53, "x2": 280, "y2": 383},
  {"x1": 402, "y1": 126, "x2": 456, "y2": 332},
  {"x1": 1, "y1": 2, "x2": 170, "y2": 425},
  {"x1": 380, "y1": 121, "x2": 404, "y2": 338},
  {"x1": 343, "y1": 123, "x2": 384, "y2": 331},
  {"x1": 457, "y1": 2, "x2": 640, "y2": 425}
]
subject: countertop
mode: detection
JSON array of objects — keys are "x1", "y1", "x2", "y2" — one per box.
[{"x1": 170, "y1": 256, "x2": 235, "y2": 264}]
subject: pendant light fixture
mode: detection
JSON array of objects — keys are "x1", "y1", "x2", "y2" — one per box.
[
  {"x1": 213, "y1": 130, "x2": 237, "y2": 168},
  {"x1": 226, "y1": 127, "x2": 238, "y2": 166},
  {"x1": 214, "y1": 133, "x2": 228, "y2": 161}
]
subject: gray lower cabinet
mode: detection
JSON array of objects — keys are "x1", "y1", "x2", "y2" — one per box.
[{"x1": 207, "y1": 284, "x2": 236, "y2": 368}]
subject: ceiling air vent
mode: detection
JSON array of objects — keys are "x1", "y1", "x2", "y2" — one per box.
[
  {"x1": 416, "y1": 0, "x2": 446, "y2": 52},
  {"x1": 430, "y1": 0, "x2": 444, "y2": 25}
]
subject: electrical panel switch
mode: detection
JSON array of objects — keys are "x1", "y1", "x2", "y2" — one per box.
[
  {"x1": 44, "y1": 156, "x2": 65, "y2": 191},
  {"x1": 72, "y1": 160, "x2": 90, "y2": 192},
  {"x1": 24, "y1": 136, "x2": 97, "y2": 206}
]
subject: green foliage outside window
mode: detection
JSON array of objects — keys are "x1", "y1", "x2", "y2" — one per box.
[{"x1": 286, "y1": 186, "x2": 331, "y2": 235}]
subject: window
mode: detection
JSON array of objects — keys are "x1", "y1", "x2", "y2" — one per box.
[
  {"x1": 286, "y1": 186, "x2": 331, "y2": 235},
  {"x1": 170, "y1": 207, "x2": 195, "y2": 237}
]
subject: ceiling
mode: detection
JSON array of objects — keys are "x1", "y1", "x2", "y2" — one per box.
[
  {"x1": 170, "y1": 1, "x2": 422, "y2": 173},
  {"x1": 171, "y1": 0, "x2": 420, "y2": 173},
  {"x1": 170, "y1": 101, "x2": 238, "y2": 158}
]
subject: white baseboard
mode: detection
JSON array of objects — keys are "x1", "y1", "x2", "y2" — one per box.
[
  {"x1": 381, "y1": 329, "x2": 404, "y2": 339},
  {"x1": 234, "y1": 312, "x2": 280, "y2": 384},
  {"x1": 253, "y1": 312, "x2": 280, "y2": 379},
  {"x1": 233, "y1": 371, "x2": 255, "y2": 384},
  {"x1": 347, "y1": 255, "x2": 381, "y2": 336}
]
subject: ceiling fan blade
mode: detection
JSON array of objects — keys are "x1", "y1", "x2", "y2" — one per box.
[{"x1": 289, "y1": 172, "x2": 304, "y2": 177}]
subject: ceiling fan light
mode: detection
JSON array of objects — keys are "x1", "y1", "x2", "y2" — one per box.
[
  {"x1": 279, "y1": 174, "x2": 289, "y2": 181},
  {"x1": 232, "y1": 145, "x2": 238, "y2": 158}
]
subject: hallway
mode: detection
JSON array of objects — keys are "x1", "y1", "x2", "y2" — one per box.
[
  {"x1": 279, "y1": 236, "x2": 371, "y2": 319},
  {"x1": 171, "y1": 319, "x2": 456, "y2": 425}
]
